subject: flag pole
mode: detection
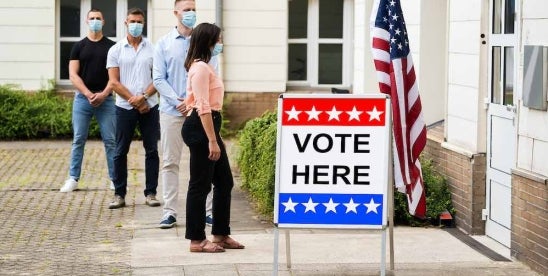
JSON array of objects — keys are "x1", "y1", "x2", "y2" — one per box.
[{"x1": 387, "y1": 96, "x2": 395, "y2": 270}]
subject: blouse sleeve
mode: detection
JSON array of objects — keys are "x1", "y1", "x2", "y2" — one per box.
[{"x1": 189, "y1": 62, "x2": 211, "y2": 115}]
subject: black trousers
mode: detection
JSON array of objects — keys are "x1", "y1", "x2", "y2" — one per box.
[{"x1": 182, "y1": 110, "x2": 233, "y2": 240}]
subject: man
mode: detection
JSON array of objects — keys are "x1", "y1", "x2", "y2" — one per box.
[
  {"x1": 107, "y1": 8, "x2": 160, "y2": 209},
  {"x1": 60, "y1": 9, "x2": 116, "y2": 193},
  {"x1": 153, "y1": 0, "x2": 215, "y2": 229}
]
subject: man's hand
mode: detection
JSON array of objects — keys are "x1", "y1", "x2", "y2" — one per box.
[
  {"x1": 136, "y1": 102, "x2": 150, "y2": 114},
  {"x1": 89, "y1": 91, "x2": 110, "y2": 107},
  {"x1": 128, "y1": 95, "x2": 146, "y2": 109},
  {"x1": 176, "y1": 97, "x2": 192, "y2": 116}
]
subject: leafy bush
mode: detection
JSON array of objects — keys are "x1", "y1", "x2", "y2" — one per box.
[
  {"x1": 236, "y1": 111, "x2": 455, "y2": 225},
  {"x1": 236, "y1": 111, "x2": 277, "y2": 216},
  {"x1": 393, "y1": 157, "x2": 455, "y2": 226},
  {"x1": 0, "y1": 85, "x2": 102, "y2": 139}
]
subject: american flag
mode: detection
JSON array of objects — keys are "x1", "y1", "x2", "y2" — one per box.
[{"x1": 370, "y1": 0, "x2": 427, "y2": 218}]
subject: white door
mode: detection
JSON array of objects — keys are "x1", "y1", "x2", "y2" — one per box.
[{"x1": 485, "y1": 0, "x2": 517, "y2": 248}]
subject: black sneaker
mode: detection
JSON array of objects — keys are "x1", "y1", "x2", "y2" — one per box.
[
  {"x1": 205, "y1": 215, "x2": 213, "y2": 227},
  {"x1": 159, "y1": 215, "x2": 177, "y2": 229}
]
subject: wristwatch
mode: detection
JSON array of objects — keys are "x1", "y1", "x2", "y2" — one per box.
[{"x1": 143, "y1": 93, "x2": 150, "y2": 100}]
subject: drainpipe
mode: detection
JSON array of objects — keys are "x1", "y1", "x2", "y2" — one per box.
[{"x1": 215, "y1": 0, "x2": 223, "y2": 78}]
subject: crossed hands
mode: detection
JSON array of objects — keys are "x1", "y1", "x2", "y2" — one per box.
[
  {"x1": 176, "y1": 97, "x2": 192, "y2": 116},
  {"x1": 128, "y1": 95, "x2": 150, "y2": 114},
  {"x1": 87, "y1": 91, "x2": 110, "y2": 107}
]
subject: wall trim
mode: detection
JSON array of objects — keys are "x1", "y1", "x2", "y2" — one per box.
[{"x1": 512, "y1": 168, "x2": 548, "y2": 185}]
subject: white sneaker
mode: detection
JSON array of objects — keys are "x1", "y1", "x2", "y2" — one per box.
[
  {"x1": 60, "y1": 178, "x2": 78, "y2": 192},
  {"x1": 109, "y1": 181, "x2": 115, "y2": 190}
]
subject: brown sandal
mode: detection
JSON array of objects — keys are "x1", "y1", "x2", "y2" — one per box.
[
  {"x1": 189, "y1": 239, "x2": 225, "y2": 253},
  {"x1": 213, "y1": 236, "x2": 245, "y2": 249}
]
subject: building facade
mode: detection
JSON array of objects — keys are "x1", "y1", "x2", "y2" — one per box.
[{"x1": 0, "y1": 0, "x2": 546, "y2": 274}]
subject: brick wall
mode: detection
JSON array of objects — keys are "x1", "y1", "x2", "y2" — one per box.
[
  {"x1": 224, "y1": 92, "x2": 280, "y2": 129},
  {"x1": 511, "y1": 173, "x2": 548, "y2": 274},
  {"x1": 423, "y1": 126, "x2": 486, "y2": 234}
]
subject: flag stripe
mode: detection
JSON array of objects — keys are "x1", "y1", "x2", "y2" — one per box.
[{"x1": 370, "y1": 0, "x2": 427, "y2": 218}]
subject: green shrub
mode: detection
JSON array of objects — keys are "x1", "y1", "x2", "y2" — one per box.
[
  {"x1": 236, "y1": 111, "x2": 277, "y2": 216},
  {"x1": 0, "y1": 85, "x2": 103, "y2": 140},
  {"x1": 236, "y1": 111, "x2": 455, "y2": 225},
  {"x1": 392, "y1": 156, "x2": 455, "y2": 226}
]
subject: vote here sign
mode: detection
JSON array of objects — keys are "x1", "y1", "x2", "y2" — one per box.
[{"x1": 274, "y1": 94, "x2": 391, "y2": 229}]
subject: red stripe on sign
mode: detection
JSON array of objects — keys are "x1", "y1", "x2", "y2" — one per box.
[{"x1": 281, "y1": 98, "x2": 386, "y2": 126}]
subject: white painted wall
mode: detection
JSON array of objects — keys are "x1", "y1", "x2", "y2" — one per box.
[
  {"x1": 517, "y1": 0, "x2": 548, "y2": 176},
  {"x1": 222, "y1": 0, "x2": 286, "y2": 92},
  {"x1": 445, "y1": 0, "x2": 483, "y2": 152},
  {"x1": 0, "y1": 1, "x2": 56, "y2": 90}
]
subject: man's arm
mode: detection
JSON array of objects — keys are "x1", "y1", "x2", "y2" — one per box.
[
  {"x1": 152, "y1": 41, "x2": 181, "y2": 108},
  {"x1": 69, "y1": 60, "x2": 95, "y2": 102}
]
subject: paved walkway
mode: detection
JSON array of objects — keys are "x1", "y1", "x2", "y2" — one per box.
[{"x1": 0, "y1": 140, "x2": 541, "y2": 275}]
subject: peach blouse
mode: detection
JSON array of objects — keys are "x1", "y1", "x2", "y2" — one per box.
[{"x1": 185, "y1": 61, "x2": 224, "y2": 116}]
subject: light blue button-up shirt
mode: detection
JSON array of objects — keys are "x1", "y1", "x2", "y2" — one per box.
[{"x1": 153, "y1": 27, "x2": 218, "y2": 117}]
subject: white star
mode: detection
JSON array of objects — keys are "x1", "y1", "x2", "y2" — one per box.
[
  {"x1": 389, "y1": 23, "x2": 394, "y2": 30},
  {"x1": 367, "y1": 106, "x2": 383, "y2": 122},
  {"x1": 326, "y1": 106, "x2": 342, "y2": 121},
  {"x1": 323, "y1": 198, "x2": 340, "y2": 214},
  {"x1": 282, "y1": 197, "x2": 298, "y2": 213},
  {"x1": 285, "y1": 106, "x2": 301, "y2": 121},
  {"x1": 390, "y1": 38, "x2": 396, "y2": 44},
  {"x1": 398, "y1": 43, "x2": 403, "y2": 50},
  {"x1": 343, "y1": 198, "x2": 360, "y2": 214},
  {"x1": 364, "y1": 198, "x2": 381, "y2": 214},
  {"x1": 305, "y1": 106, "x2": 322, "y2": 121},
  {"x1": 392, "y1": 14, "x2": 399, "y2": 21},
  {"x1": 395, "y1": 28, "x2": 401, "y2": 36},
  {"x1": 389, "y1": 0, "x2": 396, "y2": 6},
  {"x1": 302, "y1": 197, "x2": 319, "y2": 213},
  {"x1": 346, "y1": 106, "x2": 363, "y2": 121}
]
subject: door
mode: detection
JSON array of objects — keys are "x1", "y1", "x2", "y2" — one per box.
[{"x1": 485, "y1": 0, "x2": 516, "y2": 248}]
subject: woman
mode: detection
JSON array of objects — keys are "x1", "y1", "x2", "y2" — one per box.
[{"x1": 182, "y1": 23, "x2": 244, "y2": 253}]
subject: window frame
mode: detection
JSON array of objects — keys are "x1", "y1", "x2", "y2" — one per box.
[
  {"x1": 56, "y1": 0, "x2": 150, "y2": 86},
  {"x1": 287, "y1": 0, "x2": 353, "y2": 89}
]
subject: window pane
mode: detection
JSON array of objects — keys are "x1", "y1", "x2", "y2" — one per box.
[
  {"x1": 60, "y1": 0, "x2": 80, "y2": 37},
  {"x1": 319, "y1": 0, "x2": 343, "y2": 38},
  {"x1": 503, "y1": 47, "x2": 514, "y2": 105},
  {"x1": 504, "y1": 0, "x2": 515, "y2": 34},
  {"x1": 318, "y1": 44, "x2": 342, "y2": 84},
  {"x1": 492, "y1": 0, "x2": 502, "y2": 34},
  {"x1": 60, "y1": 42, "x2": 76, "y2": 80},
  {"x1": 491, "y1": 46, "x2": 502, "y2": 104},
  {"x1": 92, "y1": 0, "x2": 117, "y2": 37},
  {"x1": 288, "y1": 44, "x2": 307, "y2": 81},
  {"x1": 129, "y1": 0, "x2": 148, "y2": 37},
  {"x1": 288, "y1": 0, "x2": 307, "y2": 39}
]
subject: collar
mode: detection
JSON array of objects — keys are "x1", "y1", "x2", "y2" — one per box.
[
  {"x1": 172, "y1": 26, "x2": 190, "y2": 40},
  {"x1": 122, "y1": 36, "x2": 147, "y2": 47}
]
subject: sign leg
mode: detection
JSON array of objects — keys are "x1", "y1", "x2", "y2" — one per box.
[
  {"x1": 285, "y1": 230, "x2": 292, "y2": 269},
  {"x1": 381, "y1": 229, "x2": 386, "y2": 276},
  {"x1": 273, "y1": 227, "x2": 279, "y2": 276}
]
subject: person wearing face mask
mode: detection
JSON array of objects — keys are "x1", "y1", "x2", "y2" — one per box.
[
  {"x1": 152, "y1": 0, "x2": 216, "y2": 229},
  {"x1": 60, "y1": 9, "x2": 116, "y2": 193},
  {"x1": 106, "y1": 7, "x2": 161, "y2": 209},
  {"x1": 182, "y1": 23, "x2": 243, "y2": 253}
]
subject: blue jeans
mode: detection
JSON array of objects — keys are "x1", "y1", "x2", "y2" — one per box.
[
  {"x1": 69, "y1": 92, "x2": 116, "y2": 181},
  {"x1": 113, "y1": 105, "x2": 160, "y2": 198}
]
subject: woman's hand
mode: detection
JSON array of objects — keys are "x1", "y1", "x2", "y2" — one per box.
[{"x1": 208, "y1": 140, "x2": 221, "y2": 161}]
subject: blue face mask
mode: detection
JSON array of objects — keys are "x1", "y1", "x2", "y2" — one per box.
[
  {"x1": 181, "y1": 11, "x2": 196, "y2": 28},
  {"x1": 212, "y1": 43, "x2": 223, "y2": 56},
  {"x1": 128, "y1": 23, "x2": 144, "y2": 37},
  {"x1": 88, "y1": 19, "x2": 102, "y2": 32}
]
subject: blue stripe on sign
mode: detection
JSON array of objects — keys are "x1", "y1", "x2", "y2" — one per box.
[{"x1": 278, "y1": 193, "x2": 383, "y2": 226}]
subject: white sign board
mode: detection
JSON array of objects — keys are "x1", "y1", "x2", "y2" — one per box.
[{"x1": 274, "y1": 94, "x2": 391, "y2": 229}]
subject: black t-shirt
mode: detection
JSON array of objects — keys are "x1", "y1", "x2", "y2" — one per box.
[{"x1": 69, "y1": 36, "x2": 115, "y2": 92}]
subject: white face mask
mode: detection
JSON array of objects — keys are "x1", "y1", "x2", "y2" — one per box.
[
  {"x1": 211, "y1": 43, "x2": 223, "y2": 56},
  {"x1": 128, "y1": 23, "x2": 144, "y2": 37},
  {"x1": 181, "y1": 11, "x2": 196, "y2": 28}
]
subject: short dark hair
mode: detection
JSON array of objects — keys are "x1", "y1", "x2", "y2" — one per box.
[
  {"x1": 127, "y1": 7, "x2": 145, "y2": 18},
  {"x1": 184, "y1": 23, "x2": 221, "y2": 71},
  {"x1": 87, "y1": 8, "x2": 103, "y2": 17}
]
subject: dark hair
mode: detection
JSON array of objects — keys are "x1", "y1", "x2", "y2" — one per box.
[
  {"x1": 87, "y1": 8, "x2": 103, "y2": 17},
  {"x1": 184, "y1": 23, "x2": 221, "y2": 71},
  {"x1": 127, "y1": 7, "x2": 145, "y2": 18}
]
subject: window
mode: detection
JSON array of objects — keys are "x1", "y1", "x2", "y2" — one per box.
[
  {"x1": 490, "y1": 0, "x2": 515, "y2": 105},
  {"x1": 57, "y1": 0, "x2": 149, "y2": 83},
  {"x1": 287, "y1": 0, "x2": 353, "y2": 88}
]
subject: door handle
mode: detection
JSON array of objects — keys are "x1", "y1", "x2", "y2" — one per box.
[{"x1": 506, "y1": 105, "x2": 516, "y2": 113}]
